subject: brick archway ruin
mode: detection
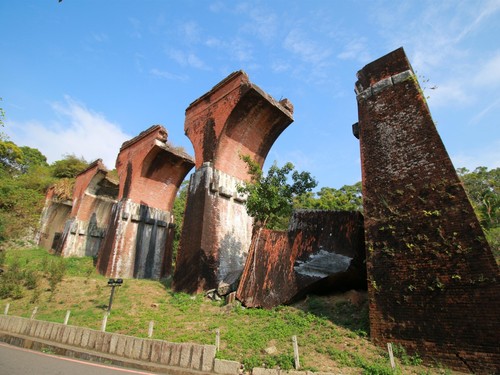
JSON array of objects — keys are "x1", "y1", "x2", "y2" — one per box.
[
  {"x1": 96, "y1": 125, "x2": 194, "y2": 280},
  {"x1": 173, "y1": 71, "x2": 294, "y2": 293}
]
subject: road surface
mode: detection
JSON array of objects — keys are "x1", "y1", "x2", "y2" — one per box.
[{"x1": 0, "y1": 342, "x2": 162, "y2": 375}]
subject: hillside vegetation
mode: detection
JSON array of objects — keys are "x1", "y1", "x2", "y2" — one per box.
[{"x1": 1, "y1": 245, "x2": 463, "y2": 374}]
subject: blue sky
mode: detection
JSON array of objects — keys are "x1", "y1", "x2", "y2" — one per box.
[{"x1": 1, "y1": 0, "x2": 499, "y2": 189}]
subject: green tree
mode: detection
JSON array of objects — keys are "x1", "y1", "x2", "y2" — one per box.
[
  {"x1": 458, "y1": 166, "x2": 499, "y2": 263},
  {"x1": 172, "y1": 180, "x2": 189, "y2": 262},
  {"x1": 50, "y1": 154, "x2": 89, "y2": 178},
  {"x1": 18, "y1": 146, "x2": 49, "y2": 173},
  {"x1": 294, "y1": 183, "x2": 363, "y2": 212},
  {"x1": 458, "y1": 167, "x2": 499, "y2": 229},
  {"x1": 238, "y1": 155, "x2": 317, "y2": 229},
  {"x1": 0, "y1": 139, "x2": 24, "y2": 174}
]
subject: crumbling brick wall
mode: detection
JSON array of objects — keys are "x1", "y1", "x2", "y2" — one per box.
[
  {"x1": 355, "y1": 47, "x2": 500, "y2": 373},
  {"x1": 173, "y1": 71, "x2": 294, "y2": 293},
  {"x1": 97, "y1": 125, "x2": 194, "y2": 279},
  {"x1": 37, "y1": 186, "x2": 72, "y2": 251},
  {"x1": 236, "y1": 210, "x2": 366, "y2": 308},
  {"x1": 56, "y1": 159, "x2": 118, "y2": 258}
]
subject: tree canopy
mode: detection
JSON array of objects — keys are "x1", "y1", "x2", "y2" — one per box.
[
  {"x1": 294, "y1": 183, "x2": 363, "y2": 212},
  {"x1": 237, "y1": 155, "x2": 317, "y2": 229},
  {"x1": 50, "y1": 154, "x2": 89, "y2": 179}
]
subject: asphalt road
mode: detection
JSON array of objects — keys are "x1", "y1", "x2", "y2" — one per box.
[{"x1": 0, "y1": 342, "x2": 161, "y2": 375}]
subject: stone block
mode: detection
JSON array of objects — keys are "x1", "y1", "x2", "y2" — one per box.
[
  {"x1": 252, "y1": 368, "x2": 279, "y2": 375},
  {"x1": 140, "y1": 339, "x2": 153, "y2": 361},
  {"x1": 150, "y1": 340, "x2": 163, "y2": 363},
  {"x1": 214, "y1": 359, "x2": 241, "y2": 374},
  {"x1": 201, "y1": 345, "x2": 216, "y2": 372},
  {"x1": 131, "y1": 338, "x2": 144, "y2": 359},
  {"x1": 190, "y1": 344, "x2": 203, "y2": 370},
  {"x1": 168, "y1": 343, "x2": 182, "y2": 366},
  {"x1": 179, "y1": 343, "x2": 192, "y2": 368}
]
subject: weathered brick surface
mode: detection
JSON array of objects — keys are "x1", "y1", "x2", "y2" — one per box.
[
  {"x1": 356, "y1": 47, "x2": 500, "y2": 373},
  {"x1": 37, "y1": 186, "x2": 72, "y2": 250},
  {"x1": 237, "y1": 210, "x2": 366, "y2": 308},
  {"x1": 97, "y1": 125, "x2": 194, "y2": 279},
  {"x1": 174, "y1": 71, "x2": 294, "y2": 293},
  {"x1": 57, "y1": 159, "x2": 118, "y2": 258}
]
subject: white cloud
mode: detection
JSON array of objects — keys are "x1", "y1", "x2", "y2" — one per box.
[
  {"x1": 129, "y1": 17, "x2": 142, "y2": 39},
  {"x1": 180, "y1": 21, "x2": 201, "y2": 44},
  {"x1": 426, "y1": 80, "x2": 470, "y2": 108},
  {"x1": 473, "y1": 52, "x2": 500, "y2": 88},
  {"x1": 284, "y1": 28, "x2": 332, "y2": 65},
  {"x1": 91, "y1": 32, "x2": 108, "y2": 43},
  {"x1": 204, "y1": 36, "x2": 254, "y2": 63},
  {"x1": 7, "y1": 97, "x2": 131, "y2": 170},
  {"x1": 337, "y1": 37, "x2": 371, "y2": 62},
  {"x1": 451, "y1": 140, "x2": 500, "y2": 170},
  {"x1": 470, "y1": 96, "x2": 500, "y2": 125},
  {"x1": 168, "y1": 49, "x2": 210, "y2": 70},
  {"x1": 238, "y1": 5, "x2": 278, "y2": 43},
  {"x1": 150, "y1": 68, "x2": 188, "y2": 81}
]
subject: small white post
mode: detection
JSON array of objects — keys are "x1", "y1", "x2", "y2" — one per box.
[
  {"x1": 64, "y1": 310, "x2": 71, "y2": 325},
  {"x1": 292, "y1": 335, "x2": 300, "y2": 370},
  {"x1": 387, "y1": 343, "x2": 395, "y2": 369},
  {"x1": 30, "y1": 306, "x2": 38, "y2": 320},
  {"x1": 215, "y1": 328, "x2": 220, "y2": 352},
  {"x1": 4, "y1": 303, "x2": 10, "y2": 315},
  {"x1": 101, "y1": 312, "x2": 109, "y2": 332},
  {"x1": 148, "y1": 321, "x2": 154, "y2": 338}
]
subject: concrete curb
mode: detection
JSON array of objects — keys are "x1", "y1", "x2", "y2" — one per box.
[{"x1": 0, "y1": 315, "x2": 217, "y2": 373}]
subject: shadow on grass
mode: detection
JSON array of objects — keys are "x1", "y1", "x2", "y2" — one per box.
[{"x1": 294, "y1": 291, "x2": 370, "y2": 336}]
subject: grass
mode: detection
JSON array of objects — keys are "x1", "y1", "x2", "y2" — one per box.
[{"x1": 0, "y1": 246, "x2": 460, "y2": 374}]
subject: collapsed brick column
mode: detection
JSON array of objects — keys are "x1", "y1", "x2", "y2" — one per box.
[
  {"x1": 56, "y1": 159, "x2": 118, "y2": 258},
  {"x1": 37, "y1": 186, "x2": 72, "y2": 251},
  {"x1": 97, "y1": 125, "x2": 194, "y2": 279},
  {"x1": 355, "y1": 47, "x2": 500, "y2": 373},
  {"x1": 173, "y1": 71, "x2": 294, "y2": 293},
  {"x1": 237, "y1": 210, "x2": 366, "y2": 309}
]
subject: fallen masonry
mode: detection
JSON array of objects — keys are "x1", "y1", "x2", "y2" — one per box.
[{"x1": 236, "y1": 210, "x2": 366, "y2": 308}]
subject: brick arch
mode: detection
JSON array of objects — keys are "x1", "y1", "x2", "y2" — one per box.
[
  {"x1": 214, "y1": 89, "x2": 293, "y2": 181},
  {"x1": 140, "y1": 144, "x2": 194, "y2": 211}
]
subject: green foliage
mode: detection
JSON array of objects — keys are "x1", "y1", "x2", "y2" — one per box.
[
  {"x1": 243, "y1": 353, "x2": 294, "y2": 370},
  {"x1": 0, "y1": 170, "x2": 47, "y2": 240},
  {"x1": 50, "y1": 154, "x2": 89, "y2": 178},
  {"x1": 458, "y1": 166, "x2": 499, "y2": 230},
  {"x1": 294, "y1": 182, "x2": 363, "y2": 212},
  {"x1": 0, "y1": 255, "x2": 25, "y2": 299},
  {"x1": 0, "y1": 139, "x2": 24, "y2": 174},
  {"x1": 0, "y1": 248, "x2": 67, "y2": 300},
  {"x1": 458, "y1": 166, "x2": 500, "y2": 262},
  {"x1": 238, "y1": 155, "x2": 317, "y2": 229},
  {"x1": 392, "y1": 344, "x2": 423, "y2": 366},
  {"x1": 18, "y1": 146, "x2": 49, "y2": 173},
  {"x1": 324, "y1": 348, "x2": 399, "y2": 374},
  {"x1": 169, "y1": 292, "x2": 203, "y2": 312},
  {"x1": 172, "y1": 180, "x2": 188, "y2": 262}
]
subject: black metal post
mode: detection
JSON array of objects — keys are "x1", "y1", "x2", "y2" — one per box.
[{"x1": 107, "y1": 278, "x2": 123, "y2": 313}]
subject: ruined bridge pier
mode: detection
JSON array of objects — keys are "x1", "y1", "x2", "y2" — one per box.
[
  {"x1": 355, "y1": 47, "x2": 499, "y2": 373},
  {"x1": 97, "y1": 125, "x2": 194, "y2": 280},
  {"x1": 56, "y1": 159, "x2": 118, "y2": 258},
  {"x1": 173, "y1": 71, "x2": 294, "y2": 293}
]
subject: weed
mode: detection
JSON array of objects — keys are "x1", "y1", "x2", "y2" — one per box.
[{"x1": 392, "y1": 343, "x2": 423, "y2": 366}]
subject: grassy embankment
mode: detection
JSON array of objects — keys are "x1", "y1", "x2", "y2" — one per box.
[{"x1": 0, "y1": 245, "x2": 458, "y2": 374}]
